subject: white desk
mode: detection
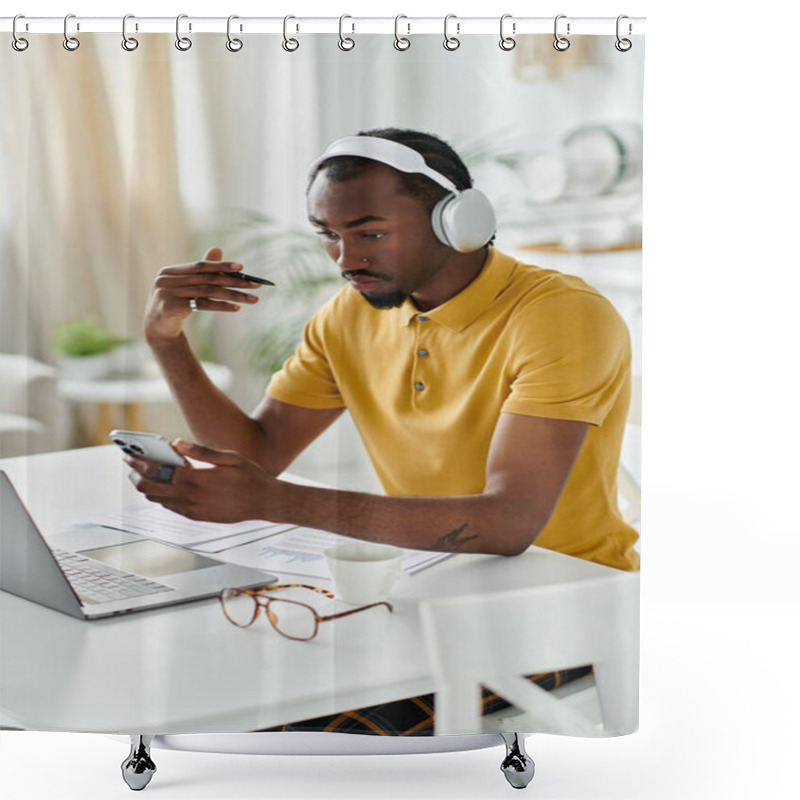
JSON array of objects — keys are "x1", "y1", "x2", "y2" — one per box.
[{"x1": 0, "y1": 446, "x2": 627, "y2": 734}]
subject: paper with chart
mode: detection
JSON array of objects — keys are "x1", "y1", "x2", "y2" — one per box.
[
  {"x1": 220, "y1": 526, "x2": 452, "y2": 579},
  {"x1": 82, "y1": 504, "x2": 450, "y2": 576},
  {"x1": 84, "y1": 503, "x2": 297, "y2": 552}
]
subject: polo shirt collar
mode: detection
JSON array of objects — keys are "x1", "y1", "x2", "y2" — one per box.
[{"x1": 398, "y1": 247, "x2": 516, "y2": 332}]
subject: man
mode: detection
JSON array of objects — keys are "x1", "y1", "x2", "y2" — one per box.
[
  {"x1": 127, "y1": 127, "x2": 639, "y2": 572},
  {"x1": 126, "y1": 127, "x2": 637, "y2": 735}
]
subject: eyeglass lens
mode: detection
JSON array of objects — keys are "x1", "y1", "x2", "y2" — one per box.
[
  {"x1": 221, "y1": 589, "x2": 259, "y2": 627},
  {"x1": 222, "y1": 591, "x2": 318, "y2": 640},
  {"x1": 267, "y1": 599, "x2": 318, "y2": 640}
]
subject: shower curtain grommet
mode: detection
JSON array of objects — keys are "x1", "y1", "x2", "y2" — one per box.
[
  {"x1": 615, "y1": 15, "x2": 633, "y2": 51},
  {"x1": 121, "y1": 15, "x2": 139, "y2": 52},
  {"x1": 443, "y1": 14, "x2": 460, "y2": 51},
  {"x1": 499, "y1": 14, "x2": 516, "y2": 51},
  {"x1": 282, "y1": 15, "x2": 299, "y2": 51},
  {"x1": 11, "y1": 15, "x2": 29, "y2": 52},
  {"x1": 394, "y1": 15, "x2": 411, "y2": 51},
  {"x1": 226, "y1": 16, "x2": 243, "y2": 52},
  {"x1": 63, "y1": 14, "x2": 80, "y2": 51},
  {"x1": 554, "y1": 14, "x2": 571, "y2": 51},
  {"x1": 175, "y1": 14, "x2": 193, "y2": 51},
  {"x1": 338, "y1": 15, "x2": 356, "y2": 51}
]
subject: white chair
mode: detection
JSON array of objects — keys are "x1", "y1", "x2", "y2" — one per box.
[
  {"x1": 0, "y1": 354, "x2": 59, "y2": 457},
  {"x1": 619, "y1": 374, "x2": 642, "y2": 527},
  {"x1": 419, "y1": 571, "x2": 639, "y2": 787}
]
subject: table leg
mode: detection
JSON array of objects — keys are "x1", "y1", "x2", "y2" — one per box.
[
  {"x1": 124, "y1": 403, "x2": 143, "y2": 433},
  {"x1": 93, "y1": 403, "x2": 115, "y2": 446}
]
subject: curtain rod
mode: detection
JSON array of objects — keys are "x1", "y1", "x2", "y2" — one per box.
[{"x1": 2, "y1": 16, "x2": 646, "y2": 37}]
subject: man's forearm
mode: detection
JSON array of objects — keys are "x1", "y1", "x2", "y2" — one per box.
[
  {"x1": 270, "y1": 481, "x2": 540, "y2": 556},
  {"x1": 148, "y1": 334, "x2": 268, "y2": 464}
]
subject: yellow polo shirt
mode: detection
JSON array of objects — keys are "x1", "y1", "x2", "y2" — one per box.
[{"x1": 267, "y1": 247, "x2": 639, "y2": 571}]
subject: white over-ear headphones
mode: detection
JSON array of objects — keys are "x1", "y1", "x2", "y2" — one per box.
[{"x1": 308, "y1": 136, "x2": 496, "y2": 253}]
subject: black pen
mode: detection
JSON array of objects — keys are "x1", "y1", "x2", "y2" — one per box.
[{"x1": 230, "y1": 271, "x2": 276, "y2": 286}]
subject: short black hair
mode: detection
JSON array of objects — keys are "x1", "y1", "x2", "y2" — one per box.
[{"x1": 307, "y1": 127, "x2": 474, "y2": 213}]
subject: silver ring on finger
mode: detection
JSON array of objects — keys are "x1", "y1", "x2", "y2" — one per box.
[
  {"x1": 189, "y1": 297, "x2": 200, "y2": 312},
  {"x1": 157, "y1": 464, "x2": 176, "y2": 483}
]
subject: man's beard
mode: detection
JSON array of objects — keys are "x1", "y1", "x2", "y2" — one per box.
[
  {"x1": 341, "y1": 270, "x2": 407, "y2": 309},
  {"x1": 359, "y1": 289, "x2": 408, "y2": 309}
]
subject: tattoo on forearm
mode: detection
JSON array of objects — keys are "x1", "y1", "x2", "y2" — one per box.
[
  {"x1": 433, "y1": 522, "x2": 478, "y2": 552},
  {"x1": 358, "y1": 532, "x2": 392, "y2": 544}
]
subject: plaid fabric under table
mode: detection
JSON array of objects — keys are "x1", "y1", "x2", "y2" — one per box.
[{"x1": 259, "y1": 666, "x2": 593, "y2": 736}]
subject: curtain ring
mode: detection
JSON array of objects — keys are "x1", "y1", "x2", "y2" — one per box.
[
  {"x1": 12, "y1": 15, "x2": 29, "y2": 52},
  {"x1": 282, "y1": 15, "x2": 299, "y2": 51},
  {"x1": 121, "y1": 14, "x2": 139, "y2": 51},
  {"x1": 553, "y1": 14, "x2": 570, "y2": 51},
  {"x1": 63, "y1": 13, "x2": 80, "y2": 51},
  {"x1": 338, "y1": 15, "x2": 355, "y2": 51},
  {"x1": 175, "y1": 14, "x2": 192, "y2": 51},
  {"x1": 499, "y1": 14, "x2": 516, "y2": 51},
  {"x1": 394, "y1": 15, "x2": 411, "y2": 51},
  {"x1": 226, "y1": 15, "x2": 243, "y2": 51},
  {"x1": 443, "y1": 14, "x2": 460, "y2": 51},
  {"x1": 615, "y1": 15, "x2": 633, "y2": 51}
]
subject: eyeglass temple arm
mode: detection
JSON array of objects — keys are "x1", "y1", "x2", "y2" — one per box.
[
  {"x1": 317, "y1": 601, "x2": 394, "y2": 622},
  {"x1": 242, "y1": 584, "x2": 336, "y2": 599}
]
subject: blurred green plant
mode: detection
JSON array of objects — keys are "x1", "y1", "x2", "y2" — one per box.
[
  {"x1": 52, "y1": 317, "x2": 128, "y2": 357},
  {"x1": 206, "y1": 209, "x2": 341, "y2": 374}
]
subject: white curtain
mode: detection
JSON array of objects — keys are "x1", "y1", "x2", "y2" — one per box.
[
  {"x1": 1, "y1": 33, "x2": 642, "y2": 458},
  {"x1": 0, "y1": 35, "x2": 190, "y2": 357}
]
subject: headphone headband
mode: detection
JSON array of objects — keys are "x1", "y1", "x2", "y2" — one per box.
[
  {"x1": 307, "y1": 136, "x2": 459, "y2": 194},
  {"x1": 308, "y1": 135, "x2": 496, "y2": 253}
]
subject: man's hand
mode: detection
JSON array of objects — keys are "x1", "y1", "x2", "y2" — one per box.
[
  {"x1": 144, "y1": 247, "x2": 262, "y2": 343},
  {"x1": 125, "y1": 439, "x2": 280, "y2": 524}
]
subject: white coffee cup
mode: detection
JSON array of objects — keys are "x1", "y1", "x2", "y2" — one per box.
[{"x1": 324, "y1": 542, "x2": 405, "y2": 605}]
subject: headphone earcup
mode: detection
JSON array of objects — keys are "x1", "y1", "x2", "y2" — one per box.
[{"x1": 430, "y1": 188, "x2": 497, "y2": 253}]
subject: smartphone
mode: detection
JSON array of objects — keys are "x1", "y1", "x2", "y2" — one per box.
[{"x1": 109, "y1": 430, "x2": 187, "y2": 467}]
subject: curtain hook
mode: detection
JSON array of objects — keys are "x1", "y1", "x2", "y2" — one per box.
[
  {"x1": 394, "y1": 14, "x2": 411, "y2": 51},
  {"x1": 12, "y1": 14, "x2": 29, "y2": 52},
  {"x1": 553, "y1": 14, "x2": 570, "y2": 51},
  {"x1": 338, "y1": 14, "x2": 355, "y2": 51},
  {"x1": 615, "y1": 15, "x2": 633, "y2": 51},
  {"x1": 499, "y1": 14, "x2": 516, "y2": 51},
  {"x1": 226, "y1": 15, "x2": 243, "y2": 52},
  {"x1": 443, "y1": 14, "x2": 460, "y2": 51},
  {"x1": 175, "y1": 13, "x2": 192, "y2": 51},
  {"x1": 63, "y1": 13, "x2": 80, "y2": 51},
  {"x1": 121, "y1": 14, "x2": 139, "y2": 52},
  {"x1": 282, "y1": 15, "x2": 299, "y2": 51}
]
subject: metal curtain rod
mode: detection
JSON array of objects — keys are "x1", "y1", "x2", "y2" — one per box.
[{"x1": 1, "y1": 16, "x2": 646, "y2": 36}]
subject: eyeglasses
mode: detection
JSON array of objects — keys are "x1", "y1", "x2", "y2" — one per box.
[{"x1": 219, "y1": 584, "x2": 393, "y2": 641}]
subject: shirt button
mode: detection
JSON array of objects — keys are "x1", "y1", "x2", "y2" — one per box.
[
  {"x1": 417, "y1": 349, "x2": 429, "y2": 358},
  {"x1": 418, "y1": 315, "x2": 430, "y2": 322},
  {"x1": 415, "y1": 382, "x2": 425, "y2": 391}
]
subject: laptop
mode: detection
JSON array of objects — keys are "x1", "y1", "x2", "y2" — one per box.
[{"x1": 0, "y1": 471, "x2": 277, "y2": 620}]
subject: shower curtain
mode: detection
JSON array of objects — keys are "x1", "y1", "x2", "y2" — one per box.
[{"x1": 0, "y1": 13, "x2": 644, "y2": 785}]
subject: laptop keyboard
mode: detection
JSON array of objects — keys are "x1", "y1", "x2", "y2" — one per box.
[{"x1": 52, "y1": 548, "x2": 174, "y2": 605}]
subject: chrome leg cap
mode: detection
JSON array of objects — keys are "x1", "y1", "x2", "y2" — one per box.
[
  {"x1": 500, "y1": 751, "x2": 535, "y2": 789},
  {"x1": 500, "y1": 733, "x2": 535, "y2": 789},
  {"x1": 121, "y1": 738, "x2": 157, "y2": 791}
]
